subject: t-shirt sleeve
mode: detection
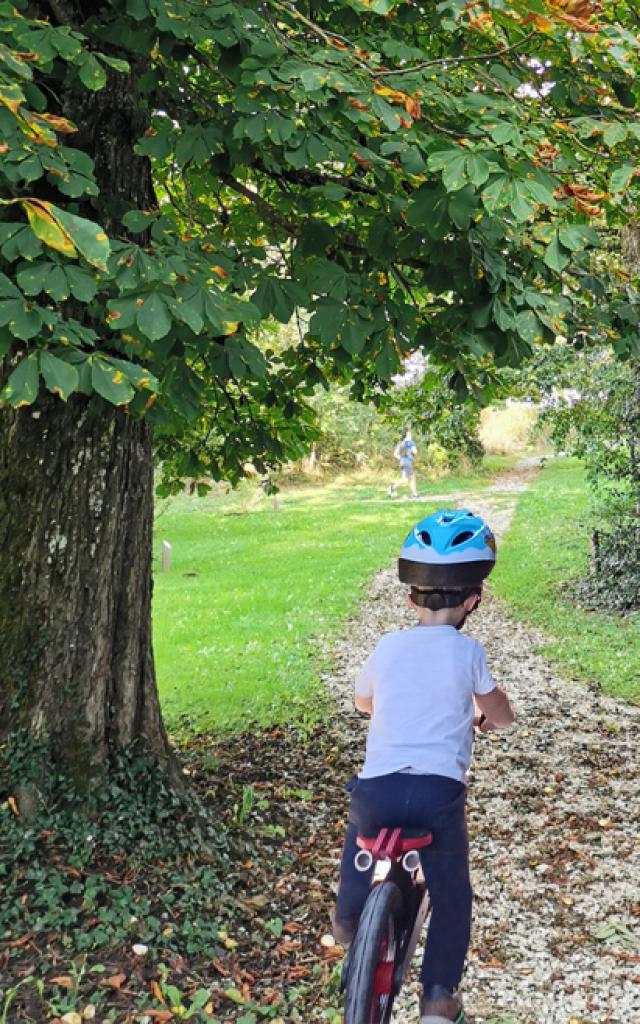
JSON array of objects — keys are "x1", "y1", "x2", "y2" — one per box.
[
  {"x1": 355, "y1": 649, "x2": 378, "y2": 698},
  {"x1": 473, "y1": 642, "x2": 497, "y2": 695}
]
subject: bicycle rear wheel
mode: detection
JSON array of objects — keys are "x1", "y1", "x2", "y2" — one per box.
[{"x1": 344, "y1": 881, "x2": 403, "y2": 1024}]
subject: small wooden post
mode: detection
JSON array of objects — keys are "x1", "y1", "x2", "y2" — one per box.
[
  {"x1": 162, "y1": 540, "x2": 172, "y2": 572},
  {"x1": 272, "y1": 494, "x2": 280, "y2": 512}
]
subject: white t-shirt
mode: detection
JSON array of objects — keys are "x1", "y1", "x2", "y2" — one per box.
[{"x1": 355, "y1": 625, "x2": 497, "y2": 783}]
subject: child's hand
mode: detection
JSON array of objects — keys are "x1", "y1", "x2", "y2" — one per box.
[{"x1": 473, "y1": 713, "x2": 491, "y2": 732}]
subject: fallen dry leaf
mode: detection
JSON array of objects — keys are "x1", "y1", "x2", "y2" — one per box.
[
  {"x1": 104, "y1": 973, "x2": 126, "y2": 989},
  {"x1": 50, "y1": 975, "x2": 75, "y2": 990}
]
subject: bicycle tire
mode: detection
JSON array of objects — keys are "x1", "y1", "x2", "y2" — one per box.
[{"x1": 344, "y1": 881, "x2": 403, "y2": 1024}]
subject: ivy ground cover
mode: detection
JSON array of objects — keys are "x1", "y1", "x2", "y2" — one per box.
[{"x1": 493, "y1": 458, "x2": 640, "y2": 702}]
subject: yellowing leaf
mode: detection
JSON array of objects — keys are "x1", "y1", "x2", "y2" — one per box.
[
  {"x1": 23, "y1": 200, "x2": 77, "y2": 257},
  {"x1": 32, "y1": 111, "x2": 77, "y2": 134},
  {"x1": 373, "y1": 84, "x2": 410, "y2": 105},
  {"x1": 0, "y1": 89, "x2": 22, "y2": 115},
  {"x1": 7, "y1": 796, "x2": 20, "y2": 816},
  {"x1": 222, "y1": 321, "x2": 239, "y2": 335}
]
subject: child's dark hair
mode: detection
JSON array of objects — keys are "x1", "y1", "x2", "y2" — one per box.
[{"x1": 410, "y1": 586, "x2": 481, "y2": 611}]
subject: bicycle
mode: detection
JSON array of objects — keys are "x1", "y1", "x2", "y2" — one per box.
[{"x1": 342, "y1": 825, "x2": 433, "y2": 1024}]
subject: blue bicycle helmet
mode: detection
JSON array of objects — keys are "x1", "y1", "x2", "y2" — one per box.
[{"x1": 399, "y1": 509, "x2": 496, "y2": 587}]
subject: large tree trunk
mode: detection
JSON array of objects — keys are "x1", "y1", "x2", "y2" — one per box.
[{"x1": 0, "y1": 397, "x2": 177, "y2": 806}]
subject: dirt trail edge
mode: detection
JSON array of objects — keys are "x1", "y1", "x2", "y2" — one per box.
[{"x1": 322, "y1": 460, "x2": 640, "y2": 1024}]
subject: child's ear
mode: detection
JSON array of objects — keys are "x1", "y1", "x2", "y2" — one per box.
[
  {"x1": 406, "y1": 592, "x2": 415, "y2": 609},
  {"x1": 463, "y1": 592, "x2": 481, "y2": 613}
]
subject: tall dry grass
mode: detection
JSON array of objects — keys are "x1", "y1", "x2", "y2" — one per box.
[{"x1": 479, "y1": 401, "x2": 542, "y2": 454}]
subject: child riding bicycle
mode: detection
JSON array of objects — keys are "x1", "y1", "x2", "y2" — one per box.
[{"x1": 332, "y1": 510, "x2": 515, "y2": 1024}]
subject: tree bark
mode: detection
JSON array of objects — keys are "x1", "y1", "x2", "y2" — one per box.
[{"x1": 0, "y1": 397, "x2": 177, "y2": 802}]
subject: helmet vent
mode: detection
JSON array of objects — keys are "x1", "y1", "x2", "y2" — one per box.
[
  {"x1": 419, "y1": 530, "x2": 432, "y2": 546},
  {"x1": 451, "y1": 530, "x2": 474, "y2": 547}
]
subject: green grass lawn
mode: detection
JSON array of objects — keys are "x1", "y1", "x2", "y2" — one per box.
[
  {"x1": 153, "y1": 461, "x2": 508, "y2": 733},
  {"x1": 493, "y1": 457, "x2": 640, "y2": 702}
]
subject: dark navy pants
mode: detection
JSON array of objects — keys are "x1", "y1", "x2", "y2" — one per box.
[{"x1": 334, "y1": 772, "x2": 472, "y2": 990}]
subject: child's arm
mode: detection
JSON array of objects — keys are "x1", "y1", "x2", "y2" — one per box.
[
  {"x1": 354, "y1": 649, "x2": 377, "y2": 716},
  {"x1": 475, "y1": 686, "x2": 515, "y2": 731},
  {"x1": 355, "y1": 694, "x2": 373, "y2": 715}
]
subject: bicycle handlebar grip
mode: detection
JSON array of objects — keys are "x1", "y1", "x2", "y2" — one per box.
[
  {"x1": 354, "y1": 849, "x2": 374, "y2": 872},
  {"x1": 402, "y1": 849, "x2": 421, "y2": 873}
]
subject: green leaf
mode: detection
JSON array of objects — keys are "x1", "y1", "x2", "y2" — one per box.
[
  {"x1": 171, "y1": 298, "x2": 204, "y2": 334},
  {"x1": 407, "y1": 186, "x2": 449, "y2": 238},
  {"x1": 490, "y1": 122, "x2": 517, "y2": 146},
  {"x1": 98, "y1": 54, "x2": 130, "y2": 73},
  {"x1": 40, "y1": 351, "x2": 79, "y2": 400},
  {"x1": 137, "y1": 292, "x2": 172, "y2": 340},
  {"x1": 602, "y1": 122, "x2": 627, "y2": 148},
  {"x1": 428, "y1": 150, "x2": 468, "y2": 192},
  {"x1": 510, "y1": 181, "x2": 535, "y2": 223},
  {"x1": 558, "y1": 224, "x2": 599, "y2": 251},
  {"x1": 0, "y1": 223, "x2": 42, "y2": 261},
  {"x1": 492, "y1": 298, "x2": 514, "y2": 331},
  {"x1": 45, "y1": 266, "x2": 71, "y2": 302},
  {"x1": 16, "y1": 263, "x2": 51, "y2": 296},
  {"x1": 236, "y1": 338, "x2": 266, "y2": 378},
  {"x1": 522, "y1": 178, "x2": 556, "y2": 209},
  {"x1": 374, "y1": 340, "x2": 399, "y2": 379},
  {"x1": 0, "y1": 274, "x2": 21, "y2": 300},
  {"x1": 79, "y1": 53, "x2": 107, "y2": 91},
  {"x1": 480, "y1": 173, "x2": 512, "y2": 212},
  {"x1": 466, "y1": 153, "x2": 491, "y2": 187},
  {"x1": 91, "y1": 356, "x2": 135, "y2": 405},
  {"x1": 7, "y1": 302, "x2": 42, "y2": 341},
  {"x1": 252, "y1": 279, "x2": 294, "y2": 324},
  {"x1": 106, "y1": 296, "x2": 138, "y2": 329},
  {"x1": 448, "y1": 184, "x2": 477, "y2": 230},
  {"x1": 3, "y1": 353, "x2": 39, "y2": 407},
  {"x1": 544, "y1": 235, "x2": 570, "y2": 273},
  {"x1": 610, "y1": 163, "x2": 635, "y2": 195},
  {"x1": 66, "y1": 266, "x2": 98, "y2": 302},
  {"x1": 514, "y1": 310, "x2": 543, "y2": 344},
  {"x1": 338, "y1": 310, "x2": 371, "y2": 355},
  {"x1": 122, "y1": 209, "x2": 158, "y2": 233}
]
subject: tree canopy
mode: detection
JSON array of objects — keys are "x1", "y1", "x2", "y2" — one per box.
[{"x1": 2, "y1": 0, "x2": 639, "y2": 484}]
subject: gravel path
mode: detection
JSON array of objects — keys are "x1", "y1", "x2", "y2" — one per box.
[{"x1": 324, "y1": 463, "x2": 640, "y2": 1024}]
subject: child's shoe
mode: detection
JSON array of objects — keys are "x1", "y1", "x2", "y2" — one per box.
[
  {"x1": 329, "y1": 908, "x2": 354, "y2": 947},
  {"x1": 419, "y1": 984, "x2": 467, "y2": 1024}
]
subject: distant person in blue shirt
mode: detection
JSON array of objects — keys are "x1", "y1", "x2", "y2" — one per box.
[{"x1": 388, "y1": 427, "x2": 419, "y2": 499}]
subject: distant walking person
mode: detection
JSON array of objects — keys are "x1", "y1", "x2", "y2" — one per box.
[{"x1": 388, "y1": 427, "x2": 419, "y2": 498}]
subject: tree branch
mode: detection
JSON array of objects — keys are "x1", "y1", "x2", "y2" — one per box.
[
  {"x1": 220, "y1": 174, "x2": 300, "y2": 237},
  {"x1": 371, "y1": 32, "x2": 539, "y2": 77},
  {"x1": 256, "y1": 160, "x2": 376, "y2": 196}
]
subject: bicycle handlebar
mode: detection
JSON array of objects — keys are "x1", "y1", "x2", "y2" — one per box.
[{"x1": 356, "y1": 827, "x2": 433, "y2": 863}]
